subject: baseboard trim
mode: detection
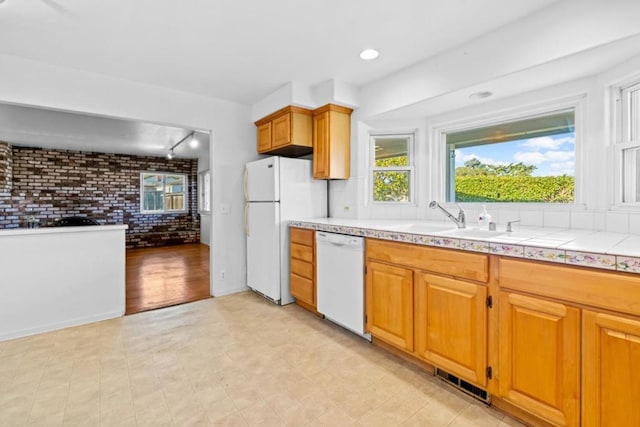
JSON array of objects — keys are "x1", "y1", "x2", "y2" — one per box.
[{"x1": 0, "y1": 309, "x2": 124, "y2": 342}]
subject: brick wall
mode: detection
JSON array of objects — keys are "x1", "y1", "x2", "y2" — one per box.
[
  {"x1": 0, "y1": 143, "x2": 200, "y2": 248},
  {"x1": 0, "y1": 142, "x2": 12, "y2": 195}
]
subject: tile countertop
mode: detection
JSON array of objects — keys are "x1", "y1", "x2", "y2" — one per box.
[{"x1": 289, "y1": 218, "x2": 640, "y2": 274}]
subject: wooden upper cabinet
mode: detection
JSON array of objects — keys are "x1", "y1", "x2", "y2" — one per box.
[
  {"x1": 416, "y1": 273, "x2": 487, "y2": 387},
  {"x1": 313, "y1": 109, "x2": 330, "y2": 178},
  {"x1": 271, "y1": 113, "x2": 291, "y2": 148},
  {"x1": 365, "y1": 260, "x2": 414, "y2": 352},
  {"x1": 256, "y1": 122, "x2": 272, "y2": 153},
  {"x1": 313, "y1": 104, "x2": 353, "y2": 180},
  {"x1": 583, "y1": 310, "x2": 640, "y2": 427},
  {"x1": 254, "y1": 106, "x2": 312, "y2": 156},
  {"x1": 499, "y1": 291, "x2": 580, "y2": 427}
]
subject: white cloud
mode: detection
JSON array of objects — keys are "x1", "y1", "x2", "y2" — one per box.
[
  {"x1": 454, "y1": 150, "x2": 506, "y2": 166},
  {"x1": 514, "y1": 150, "x2": 575, "y2": 165},
  {"x1": 548, "y1": 161, "x2": 575, "y2": 176},
  {"x1": 520, "y1": 136, "x2": 575, "y2": 151}
]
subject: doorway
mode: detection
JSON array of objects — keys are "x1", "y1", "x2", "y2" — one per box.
[
  {"x1": 126, "y1": 243, "x2": 211, "y2": 314},
  {"x1": 0, "y1": 101, "x2": 214, "y2": 316}
]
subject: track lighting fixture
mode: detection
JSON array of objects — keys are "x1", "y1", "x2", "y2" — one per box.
[
  {"x1": 167, "y1": 131, "x2": 195, "y2": 159},
  {"x1": 189, "y1": 134, "x2": 198, "y2": 148}
]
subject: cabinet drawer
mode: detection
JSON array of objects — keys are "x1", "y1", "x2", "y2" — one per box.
[
  {"x1": 291, "y1": 243, "x2": 313, "y2": 262},
  {"x1": 291, "y1": 258, "x2": 313, "y2": 280},
  {"x1": 290, "y1": 273, "x2": 314, "y2": 305},
  {"x1": 366, "y1": 239, "x2": 488, "y2": 283},
  {"x1": 291, "y1": 227, "x2": 314, "y2": 246},
  {"x1": 499, "y1": 258, "x2": 640, "y2": 317}
]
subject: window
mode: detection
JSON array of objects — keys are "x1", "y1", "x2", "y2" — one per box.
[
  {"x1": 617, "y1": 81, "x2": 640, "y2": 204},
  {"x1": 445, "y1": 110, "x2": 576, "y2": 203},
  {"x1": 198, "y1": 170, "x2": 211, "y2": 213},
  {"x1": 140, "y1": 172, "x2": 188, "y2": 213},
  {"x1": 370, "y1": 133, "x2": 414, "y2": 203}
]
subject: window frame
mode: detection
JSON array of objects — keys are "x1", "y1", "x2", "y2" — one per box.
[
  {"x1": 430, "y1": 96, "x2": 586, "y2": 206},
  {"x1": 614, "y1": 79, "x2": 640, "y2": 207},
  {"x1": 369, "y1": 132, "x2": 416, "y2": 205},
  {"x1": 140, "y1": 171, "x2": 189, "y2": 214},
  {"x1": 198, "y1": 169, "x2": 211, "y2": 214}
]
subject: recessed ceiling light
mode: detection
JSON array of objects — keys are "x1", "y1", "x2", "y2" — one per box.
[
  {"x1": 469, "y1": 91, "x2": 493, "y2": 99},
  {"x1": 360, "y1": 49, "x2": 379, "y2": 60}
]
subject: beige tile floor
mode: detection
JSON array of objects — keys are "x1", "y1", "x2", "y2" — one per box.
[{"x1": 0, "y1": 291, "x2": 527, "y2": 427}]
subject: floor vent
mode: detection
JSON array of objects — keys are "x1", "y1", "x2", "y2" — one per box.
[{"x1": 435, "y1": 368, "x2": 491, "y2": 404}]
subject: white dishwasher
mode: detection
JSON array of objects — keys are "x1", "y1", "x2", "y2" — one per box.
[{"x1": 316, "y1": 231, "x2": 371, "y2": 341}]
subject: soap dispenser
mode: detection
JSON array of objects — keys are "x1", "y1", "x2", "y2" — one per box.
[{"x1": 478, "y1": 205, "x2": 491, "y2": 227}]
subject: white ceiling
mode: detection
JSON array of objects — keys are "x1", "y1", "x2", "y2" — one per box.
[
  {"x1": 0, "y1": 0, "x2": 560, "y2": 105},
  {"x1": 0, "y1": 103, "x2": 209, "y2": 159},
  {"x1": 2, "y1": 0, "x2": 639, "y2": 158}
]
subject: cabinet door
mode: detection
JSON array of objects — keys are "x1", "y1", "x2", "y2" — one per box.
[
  {"x1": 365, "y1": 261, "x2": 414, "y2": 351},
  {"x1": 272, "y1": 113, "x2": 291, "y2": 148},
  {"x1": 313, "y1": 110, "x2": 330, "y2": 179},
  {"x1": 583, "y1": 310, "x2": 640, "y2": 426},
  {"x1": 257, "y1": 122, "x2": 272, "y2": 153},
  {"x1": 416, "y1": 273, "x2": 487, "y2": 386},
  {"x1": 499, "y1": 292, "x2": 580, "y2": 427}
]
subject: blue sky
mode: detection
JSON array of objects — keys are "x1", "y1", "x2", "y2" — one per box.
[{"x1": 454, "y1": 132, "x2": 575, "y2": 176}]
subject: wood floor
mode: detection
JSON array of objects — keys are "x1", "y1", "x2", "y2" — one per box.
[{"x1": 126, "y1": 243, "x2": 211, "y2": 315}]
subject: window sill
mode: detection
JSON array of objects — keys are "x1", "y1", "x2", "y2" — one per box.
[{"x1": 140, "y1": 210, "x2": 189, "y2": 215}]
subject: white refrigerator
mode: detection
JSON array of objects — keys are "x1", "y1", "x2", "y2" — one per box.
[{"x1": 244, "y1": 156, "x2": 327, "y2": 305}]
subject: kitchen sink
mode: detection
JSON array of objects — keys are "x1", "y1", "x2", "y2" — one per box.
[
  {"x1": 434, "y1": 227, "x2": 506, "y2": 239},
  {"x1": 385, "y1": 222, "x2": 457, "y2": 234}
]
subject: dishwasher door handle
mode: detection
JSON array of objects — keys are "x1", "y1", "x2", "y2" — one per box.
[
  {"x1": 325, "y1": 241, "x2": 346, "y2": 247},
  {"x1": 317, "y1": 232, "x2": 361, "y2": 247}
]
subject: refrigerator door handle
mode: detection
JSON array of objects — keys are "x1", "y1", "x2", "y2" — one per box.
[
  {"x1": 243, "y1": 167, "x2": 249, "y2": 202},
  {"x1": 244, "y1": 203, "x2": 249, "y2": 236}
]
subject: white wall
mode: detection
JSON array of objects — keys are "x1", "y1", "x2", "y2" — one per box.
[
  {"x1": 337, "y1": 55, "x2": 640, "y2": 234},
  {"x1": 358, "y1": 0, "x2": 640, "y2": 119},
  {"x1": 0, "y1": 53, "x2": 257, "y2": 297},
  {"x1": 197, "y1": 140, "x2": 212, "y2": 246},
  {"x1": 200, "y1": 212, "x2": 212, "y2": 246},
  {"x1": 0, "y1": 226, "x2": 126, "y2": 341},
  {"x1": 250, "y1": 80, "x2": 361, "y2": 122}
]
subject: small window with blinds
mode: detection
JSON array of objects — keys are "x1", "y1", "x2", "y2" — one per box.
[{"x1": 445, "y1": 110, "x2": 576, "y2": 203}]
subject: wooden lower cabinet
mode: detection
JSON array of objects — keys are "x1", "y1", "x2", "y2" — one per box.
[
  {"x1": 498, "y1": 291, "x2": 580, "y2": 426},
  {"x1": 365, "y1": 260, "x2": 414, "y2": 351},
  {"x1": 415, "y1": 273, "x2": 487, "y2": 386},
  {"x1": 289, "y1": 227, "x2": 316, "y2": 311},
  {"x1": 582, "y1": 310, "x2": 640, "y2": 426},
  {"x1": 294, "y1": 237, "x2": 640, "y2": 426}
]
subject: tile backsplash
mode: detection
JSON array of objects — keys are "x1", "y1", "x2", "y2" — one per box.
[{"x1": 328, "y1": 180, "x2": 640, "y2": 235}]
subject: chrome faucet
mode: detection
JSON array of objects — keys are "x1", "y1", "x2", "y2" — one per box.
[
  {"x1": 429, "y1": 201, "x2": 466, "y2": 229},
  {"x1": 506, "y1": 220, "x2": 520, "y2": 232}
]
